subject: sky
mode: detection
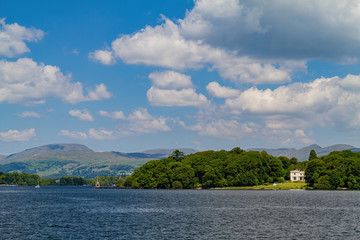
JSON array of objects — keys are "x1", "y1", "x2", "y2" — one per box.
[{"x1": 1, "y1": 0, "x2": 360, "y2": 154}]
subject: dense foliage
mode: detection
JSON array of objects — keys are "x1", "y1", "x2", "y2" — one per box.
[
  {"x1": 0, "y1": 172, "x2": 124, "y2": 186},
  {"x1": 305, "y1": 150, "x2": 360, "y2": 190},
  {"x1": 0, "y1": 172, "x2": 55, "y2": 185},
  {"x1": 125, "y1": 148, "x2": 305, "y2": 189}
]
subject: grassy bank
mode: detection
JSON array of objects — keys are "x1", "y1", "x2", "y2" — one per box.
[{"x1": 222, "y1": 181, "x2": 307, "y2": 190}]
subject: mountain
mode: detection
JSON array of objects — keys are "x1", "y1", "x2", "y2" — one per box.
[
  {"x1": 0, "y1": 144, "x2": 197, "y2": 178},
  {"x1": 3, "y1": 143, "x2": 93, "y2": 163},
  {"x1": 248, "y1": 144, "x2": 359, "y2": 162}
]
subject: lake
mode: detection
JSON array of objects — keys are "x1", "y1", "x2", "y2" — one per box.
[{"x1": 0, "y1": 187, "x2": 359, "y2": 239}]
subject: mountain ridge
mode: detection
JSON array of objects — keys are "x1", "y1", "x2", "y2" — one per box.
[{"x1": 247, "y1": 144, "x2": 359, "y2": 161}]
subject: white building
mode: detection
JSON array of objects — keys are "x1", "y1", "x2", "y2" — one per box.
[{"x1": 290, "y1": 169, "x2": 305, "y2": 182}]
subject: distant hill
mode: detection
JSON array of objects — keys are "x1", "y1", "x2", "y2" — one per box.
[
  {"x1": 0, "y1": 144, "x2": 197, "y2": 178},
  {"x1": 0, "y1": 150, "x2": 156, "y2": 179},
  {"x1": 3, "y1": 143, "x2": 93, "y2": 163},
  {"x1": 248, "y1": 144, "x2": 360, "y2": 162}
]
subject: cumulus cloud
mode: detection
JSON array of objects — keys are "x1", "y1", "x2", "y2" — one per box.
[
  {"x1": 59, "y1": 128, "x2": 116, "y2": 140},
  {"x1": 88, "y1": 128, "x2": 116, "y2": 140},
  {"x1": 60, "y1": 108, "x2": 172, "y2": 140},
  {"x1": 0, "y1": 18, "x2": 44, "y2": 57},
  {"x1": 0, "y1": 128, "x2": 36, "y2": 142},
  {"x1": 98, "y1": 110, "x2": 126, "y2": 120},
  {"x1": 110, "y1": 18, "x2": 205, "y2": 70},
  {"x1": 147, "y1": 70, "x2": 209, "y2": 107},
  {"x1": 89, "y1": 50, "x2": 115, "y2": 65},
  {"x1": 126, "y1": 108, "x2": 171, "y2": 134},
  {"x1": 149, "y1": 70, "x2": 193, "y2": 89},
  {"x1": 185, "y1": 119, "x2": 258, "y2": 140},
  {"x1": 59, "y1": 130, "x2": 87, "y2": 140},
  {"x1": 180, "y1": 0, "x2": 360, "y2": 61},
  {"x1": 91, "y1": 0, "x2": 360, "y2": 85},
  {"x1": 206, "y1": 81, "x2": 240, "y2": 98},
  {"x1": 0, "y1": 58, "x2": 111, "y2": 105},
  {"x1": 223, "y1": 74, "x2": 360, "y2": 130},
  {"x1": 147, "y1": 87, "x2": 208, "y2": 107},
  {"x1": 16, "y1": 111, "x2": 41, "y2": 118},
  {"x1": 69, "y1": 109, "x2": 94, "y2": 121},
  {"x1": 92, "y1": 17, "x2": 293, "y2": 84}
]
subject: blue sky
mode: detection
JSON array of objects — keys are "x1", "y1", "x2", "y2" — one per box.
[{"x1": 1, "y1": 0, "x2": 360, "y2": 154}]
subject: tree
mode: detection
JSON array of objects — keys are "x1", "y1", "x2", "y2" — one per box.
[
  {"x1": 309, "y1": 149, "x2": 317, "y2": 161},
  {"x1": 171, "y1": 150, "x2": 185, "y2": 161}
]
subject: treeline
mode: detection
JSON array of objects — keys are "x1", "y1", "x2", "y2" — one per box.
[
  {"x1": 0, "y1": 172, "x2": 55, "y2": 185},
  {"x1": 0, "y1": 172, "x2": 125, "y2": 186},
  {"x1": 125, "y1": 148, "x2": 305, "y2": 189},
  {"x1": 305, "y1": 150, "x2": 360, "y2": 190}
]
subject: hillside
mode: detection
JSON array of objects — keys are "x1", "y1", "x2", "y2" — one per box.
[
  {"x1": 0, "y1": 144, "x2": 197, "y2": 178},
  {"x1": 248, "y1": 144, "x2": 359, "y2": 162},
  {"x1": 3, "y1": 143, "x2": 93, "y2": 163},
  {"x1": 0, "y1": 150, "x2": 157, "y2": 178}
]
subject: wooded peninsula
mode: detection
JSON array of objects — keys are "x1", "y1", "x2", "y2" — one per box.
[{"x1": 124, "y1": 148, "x2": 360, "y2": 190}]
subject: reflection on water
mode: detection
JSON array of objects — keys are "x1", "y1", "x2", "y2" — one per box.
[{"x1": 1, "y1": 187, "x2": 360, "y2": 239}]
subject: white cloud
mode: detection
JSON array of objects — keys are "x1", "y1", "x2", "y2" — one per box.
[
  {"x1": 224, "y1": 74, "x2": 360, "y2": 130},
  {"x1": 206, "y1": 81, "x2": 240, "y2": 98},
  {"x1": 72, "y1": 49, "x2": 79, "y2": 56},
  {"x1": 89, "y1": 50, "x2": 115, "y2": 65},
  {"x1": 69, "y1": 109, "x2": 94, "y2": 121},
  {"x1": 87, "y1": 128, "x2": 116, "y2": 140},
  {"x1": 126, "y1": 108, "x2": 171, "y2": 134},
  {"x1": 0, "y1": 128, "x2": 36, "y2": 142},
  {"x1": 149, "y1": 71, "x2": 193, "y2": 89},
  {"x1": 93, "y1": 17, "x2": 293, "y2": 84},
  {"x1": 0, "y1": 58, "x2": 111, "y2": 105},
  {"x1": 147, "y1": 70, "x2": 209, "y2": 107},
  {"x1": 98, "y1": 110, "x2": 126, "y2": 120},
  {"x1": 0, "y1": 18, "x2": 44, "y2": 57},
  {"x1": 16, "y1": 111, "x2": 41, "y2": 118},
  {"x1": 185, "y1": 119, "x2": 258, "y2": 140},
  {"x1": 91, "y1": 0, "x2": 360, "y2": 86},
  {"x1": 147, "y1": 87, "x2": 208, "y2": 107},
  {"x1": 180, "y1": 0, "x2": 360, "y2": 61},
  {"x1": 60, "y1": 108, "x2": 172, "y2": 140},
  {"x1": 59, "y1": 130, "x2": 87, "y2": 140},
  {"x1": 111, "y1": 18, "x2": 206, "y2": 70}
]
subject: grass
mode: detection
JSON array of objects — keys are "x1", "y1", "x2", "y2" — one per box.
[{"x1": 223, "y1": 181, "x2": 307, "y2": 190}]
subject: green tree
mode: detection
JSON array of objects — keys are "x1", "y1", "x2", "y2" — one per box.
[
  {"x1": 171, "y1": 150, "x2": 185, "y2": 161},
  {"x1": 309, "y1": 149, "x2": 318, "y2": 161},
  {"x1": 314, "y1": 175, "x2": 332, "y2": 189}
]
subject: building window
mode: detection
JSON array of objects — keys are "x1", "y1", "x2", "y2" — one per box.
[{"x1": 293, "y1": 177, "x2": 297, "y2": 180}]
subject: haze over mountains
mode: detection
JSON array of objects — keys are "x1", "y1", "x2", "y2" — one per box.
[
  {"x1": 248, "y1": 144, "x2": 360, "y2": 162},
  {"x1": 0, "y1": 143, "x2": 359, "y2": 178}
]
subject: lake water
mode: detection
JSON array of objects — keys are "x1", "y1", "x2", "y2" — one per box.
[{"x1": 1, "y1": 187, "x2": 360, "y2": 239}]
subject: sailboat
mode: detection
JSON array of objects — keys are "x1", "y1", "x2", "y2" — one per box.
[
  {"x1": 94, "y1": 176, "x2": 100, "y2": 189},
  {"x1": 35, "y1": 177, "x2": 40, "y2": 188}
]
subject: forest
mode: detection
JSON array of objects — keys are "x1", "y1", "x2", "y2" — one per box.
[
  {"x1": 124, "y1": 148, "x2": 360, "y2": 190},
  {"x1": 125, "y1": 148, "x2": 305, "y2": 189},
  {"x1": 0, "y1": 172, "x2": 122, "y2": 186}
]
